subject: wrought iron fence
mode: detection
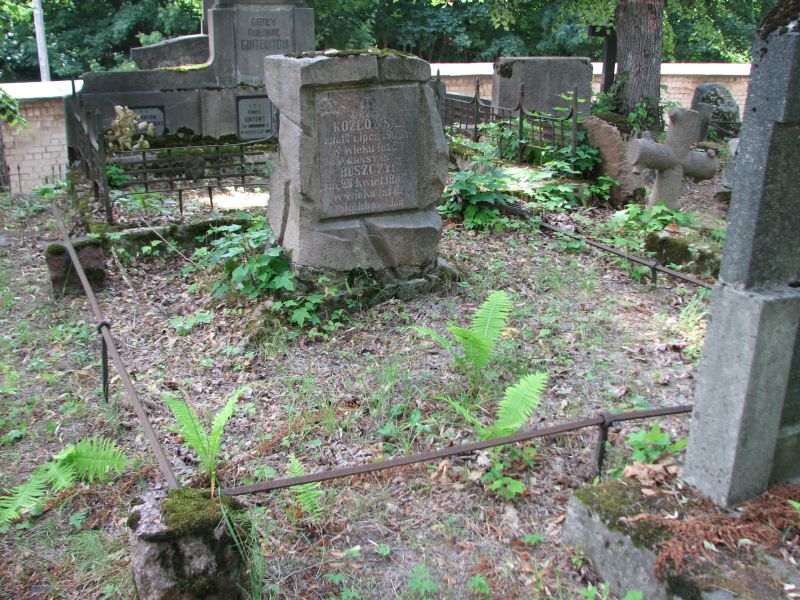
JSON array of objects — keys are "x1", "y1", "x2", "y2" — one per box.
[
  {"x1": 433, "y1": 77, "x2": 579, "y2": 166},
  {"x1": 105, "y1": 139, "x2": 274, "y2": 218}
]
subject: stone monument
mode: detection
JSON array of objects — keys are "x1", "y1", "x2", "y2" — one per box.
[
  {"x1": 492, "y1": 57, "x2": 592, "y2": 115},
  {"x1": 72, "y1": 0, "x2": 314, "y2": 141},
  {"x1": 690, "y1": 83, "x2": 741, "y2": 141},
  {"x1": 264, "y1": 51, "x2": 449, "y2": 293},
  {"x1": 627, "y1": 108, "x2": 720, "y2": 209},
  {"x1": 684, "y1": 7, "x2": 800, "y2": 507}
]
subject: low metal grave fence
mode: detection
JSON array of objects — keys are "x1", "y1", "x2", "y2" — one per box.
[
  {"x1": 434, "y1": 77, "x2": 579, "y2": 166},
  {"x1": 55, "y1": 209, "x2": 694, "y2": 499}
]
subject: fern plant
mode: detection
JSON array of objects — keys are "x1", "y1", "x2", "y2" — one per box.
[
  {"x1": 414, "y1": 290, "x2": 511, "y2": 393},
  {"x1": 165, "y1": 386, "x2": 248, "y2": 498},
  {"x1": 444, "y1": 372, "x2": 548, "y2": 439},
  {"x1": 0, "y1": 436, "x2": 128, "y2": 527},
  {"x1": 286, "y1": 453, "x2": 324, "y2": 525}
]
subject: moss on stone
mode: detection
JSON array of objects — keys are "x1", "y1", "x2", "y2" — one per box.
[
  {"x1": 160, "y1": 62, "x2": 212, "y2": 73},
  {"x1": 161, "y1": 487, "x2": 240, "y2": 538},
  {"x1": 573, "y1": 479, "x2": 673, "y2": 548},
  {"x1": 495, "y1": 59, "x2": 516, "y2": 79},
  {"x1": 286, "y1": 48, "x2": 415, "y2": 59}
]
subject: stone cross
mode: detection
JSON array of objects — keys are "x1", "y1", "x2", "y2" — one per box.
[
  {"x1": 627, "y1": 108, "x2": 720, "y2": 209},
  {"x1": 684, "y1": 12, "x2": 800, "y2": 507}
]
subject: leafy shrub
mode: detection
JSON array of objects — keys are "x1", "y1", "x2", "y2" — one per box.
[
  {"x1": 439, "y1": 167, "x2": 550, "y2": 231},
  {"x1": 0, "y1": 436, "x2": 128, "y2": 526},
  {"x1": 626, "y1": 424, "x2": 687, "y2": 464},
  {"x1": 105, "y1": 164, "x2": 131, "y2": 188},
  {"x1": 597, "y1": 203, "x2": 695, "y2": 253},
  {"x1": 193, "y1": 216, "x2": 294, "y2": 299}
]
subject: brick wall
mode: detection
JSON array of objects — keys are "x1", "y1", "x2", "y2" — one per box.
[
  {"x1": 434, "y1": 64, "x2": 750, "y2": 113},
  {"x1": 1, "y1": 98, "x2": 68, "y2": 194}
]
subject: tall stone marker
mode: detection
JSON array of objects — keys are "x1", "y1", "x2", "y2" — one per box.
[
  {"x1": 627, "y1": 108, "x2": 719, "y2": 209},
  {"x1": 492, "y1": 57, "x2": 592, "y2": 115},
  {"x1": 684, "y1": 6, "x2": 800, "y2": 507},
  {"x1": 264, "y1": 52, "x2": 449, "y2": 285}
]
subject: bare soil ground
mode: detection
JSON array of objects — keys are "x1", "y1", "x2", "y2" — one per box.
[{"x1": 0, "y1": 182, "x2": 730, "y2": 599}]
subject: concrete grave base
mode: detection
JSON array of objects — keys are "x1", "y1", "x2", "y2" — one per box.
[{"x1": 562, "y1": 480, "x2": 797, "y2": 599}]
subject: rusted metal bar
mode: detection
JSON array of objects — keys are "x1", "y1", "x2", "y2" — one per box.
[
  {"x1": 222, "y1": 405, "x2": 692, "y2": 497},
  {"x1": 54, "y1": 213, "x2": 178, "y2": 490},
  {"x1": 539, "y1": 221, "x2": 713, "y2": 289}
]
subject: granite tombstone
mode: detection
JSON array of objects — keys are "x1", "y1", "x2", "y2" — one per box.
[{"x1": 264, "y1": 52, "x2": 449, "y2": 292}]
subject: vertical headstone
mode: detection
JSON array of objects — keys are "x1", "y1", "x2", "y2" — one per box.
[
  {"x1": 491, "y1": 57, "x2": 592, "y2": 115},
  {"x1": 684, "y1": 9, "x2": 800, "y2": 507},
  {"x1": 264, "y1": 52, "x2": 448, "y2": 283}
]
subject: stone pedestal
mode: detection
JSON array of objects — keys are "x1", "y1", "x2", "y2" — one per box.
[
  {"x1": 128, "y1": 489, "x2": 246, "y2": 600},
  {"x1": 684, "y1": 12, "x2": 800, "y2": 506},
  {"x1": 45, "y1": 237, "x2": 106, "y2": 295},
  {"x1": 264, "y1": 52, "x2": 449, "y2": 286}
]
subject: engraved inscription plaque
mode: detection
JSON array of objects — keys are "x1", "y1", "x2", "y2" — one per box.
[
  {"x1": 237, "y1": 97, "x2": 275, "y2": 140},
  {"x1": 235, "y1": 9, "x2": 293, "y2": 85},
  {"x1": 317, "y1": 86, "x2": 418, "y2": 220},
  {"x1": 131, "y1": 106, "x2": 165, "y2": 136}
]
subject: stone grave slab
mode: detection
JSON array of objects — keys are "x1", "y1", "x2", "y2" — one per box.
[{"x1": 492, "y1": 57, "x2": 592, "y2": 115}]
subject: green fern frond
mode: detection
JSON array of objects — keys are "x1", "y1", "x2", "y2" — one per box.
[
  {"x1": 484, "y1": 372, "x2": 548, "y2": 439},
  {"x1": 287, "y1": 454, "x2": 324, "y2": 524},
  {"x1": 165, "y1": 394, "x2": 211, "y2": 472},
  {"x1": 469, "y1": 290, "x2": 511, "y2": 349},
  {"x1": 38, "y1": 460, "x2": 77, "y2": 492},
  {"x1": 65, "y1": 436, "x2": 129, "y2": 483},
  {"x1": 0, "y1": 470, "x2": 49, "y2": 526},
  {"x1": 207, "y1": 386, "x2": 247, "y2": 474},
  {"x1": 449, "y1": 326, "x2": 491, "y2": 373}
]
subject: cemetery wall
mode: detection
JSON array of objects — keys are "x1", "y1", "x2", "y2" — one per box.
[
  {"x1": 432, "y1": 62, "x2": 750, "y2": 110},
  {"x1": 0, "y1": 82, "x2": 77, "y2": 194}
]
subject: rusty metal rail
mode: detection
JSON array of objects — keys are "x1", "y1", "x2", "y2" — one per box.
[
  {"x1": 539, "y1": 221, "x2": 713, "y2": 289},
  {"x1": 54, "y1": 212, "x2": 178, "y2": 489},
  {"x1": 221, "y1": 405, "x2": 692, "y2": 497}
]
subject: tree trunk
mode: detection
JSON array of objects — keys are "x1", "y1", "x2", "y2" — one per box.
[{"x1": 615, "y1": 0, "x2": 664, "y2": 126}]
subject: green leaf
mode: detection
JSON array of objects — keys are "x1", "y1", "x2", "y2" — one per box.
[
  {"x1": 206, "y1": 386, "x2": 246, "y2": 476},
  {"x1": 449, "y1": 326, "x2": 491, "y2": 374},
  {"x1": 286, "y1": 454, "x2": 325, "y2": 523},
  {"x1": 65, "y1": 436, "x2": 128, "y2": 483},
  {"x1": 38, "y1": 459, "x2": 77, "y2": 492},
  {"x1": 469, "y1": 290, "x2": 511, "y2": 349},
  {"x1": 0, "y1": 470, "x2": 49, "y2": 526},
  {"x1": 485, "y1": 372, "x2": 547, "y2": 439},
  {"x1": 165, "y1": 395, "x2": 211, "y2": 472}
]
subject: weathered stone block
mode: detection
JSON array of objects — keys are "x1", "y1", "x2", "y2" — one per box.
[
  {"x1": 265, "y1": 51, "x2": 449, "y2": 285},
  {"x1": 684, "y1": 285, "x2": 800, "y2": 506},
  {"x1": 128, "y1": 488, "x2": 246, "y2": 600},
  {"x1": 45, "y1": 237, "x2": 106, "y2": 295}
]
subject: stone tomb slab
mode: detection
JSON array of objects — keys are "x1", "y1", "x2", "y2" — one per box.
[{"x1": 317, "y1": 86, "x2": 418, "y2": 220}]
